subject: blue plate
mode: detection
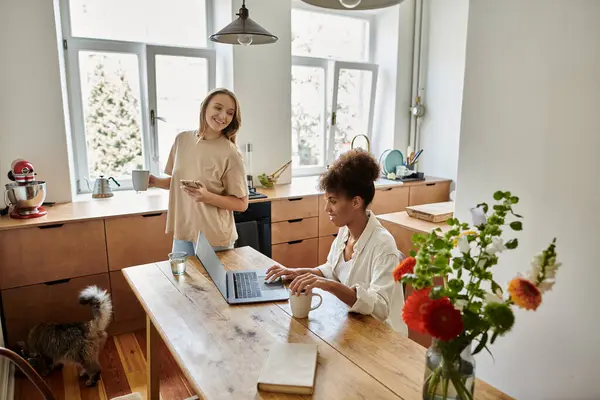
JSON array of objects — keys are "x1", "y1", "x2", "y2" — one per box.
[{"x1": 381, "y1": 149, "x2": 404, "y2": 175}]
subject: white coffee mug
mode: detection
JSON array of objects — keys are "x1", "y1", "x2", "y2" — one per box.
[
  {"x1": 396, "y1": 165, "x2": 410, "y2": 177},
  {"x1": 132, "y1": 169, "x2": 150, "y2": 192},
  {"x1": 289, "y1": 290, "x2": 323, "y2": 319}
]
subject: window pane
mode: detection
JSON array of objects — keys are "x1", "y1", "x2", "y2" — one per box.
[
  {"x1": 292, "y1": 9, "x2": 369, "y2": 62},
  {"x1": 69, "y1": 0, "x2": 207, "y2": 48},
  {"x1": 154, "y1": 55, "x2": 209, "y2": 174},
  {"x1": 79, "y1": 51, "x2": 145, "y2": 179},
  {"x1": 292, "y1": 66, "x2": 326, "y2": 168},
  {"x1": 334, "y1": 69, "x2": 373, "y2": 159}
]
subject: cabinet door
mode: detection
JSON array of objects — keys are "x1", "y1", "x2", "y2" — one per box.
[
  {"x1": 370, "y1": 187, "x2": 410, "y2": 215},
  {"x1": 110, "y1": 271, "x2": 144, "y2": 322},
  {"x1": 2, "y1": 273, "x2": 110, "y2": 346},
  {"x1": 105, "y1": 213, "x2": 173, "y2": 271},
  {"x1": 272, "y1": 238, "x2": 319, "y2": 269},
  {"x1": 0, "y1": 220, "x2": 108, "y2": 289},
  {"x1": 408, "y1": 181, "x2": 451, "y2": 206},
  {"x1": 318, "y1": 235, "x2": 337, "y2": 265},
  {"x1": 318, "y1": 196, "x2": 338, "y2": 236}
]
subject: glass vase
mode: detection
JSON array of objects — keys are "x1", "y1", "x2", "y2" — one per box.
[{"x1": 422, "y1": 339, "x2": 476, "y2": 400}]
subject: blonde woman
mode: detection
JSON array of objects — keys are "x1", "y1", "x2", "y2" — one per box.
[{"x1": 149, "y1": 88, "x2": 248, "y2": 255}]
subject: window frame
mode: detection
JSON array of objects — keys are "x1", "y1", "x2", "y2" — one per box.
[
  {"x1": 290, "y1": 3, "x2": 378, "y2": 177},
  {"x1": 57, "y1": 0, "x2": 216, "y2": 194}
]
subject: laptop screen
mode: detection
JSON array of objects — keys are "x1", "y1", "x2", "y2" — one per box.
[{"x1": 195, "y1": 231, "x2": 228, "y2": 300}]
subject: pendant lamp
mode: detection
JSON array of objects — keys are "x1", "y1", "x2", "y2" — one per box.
[
  {"x1": 209, "y1": 0, "x2": 278, "y2": 46},
  {"x1": 300, "y1": 0, "x2": 405, "y2": 11}
]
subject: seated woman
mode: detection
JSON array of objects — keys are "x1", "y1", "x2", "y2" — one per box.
[{"x1": 266, "y1": 149, "x2": 408, "y2": 335}]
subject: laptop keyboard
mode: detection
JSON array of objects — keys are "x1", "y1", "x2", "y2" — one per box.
[{"x1": 234, "y1": 272, "x2": 261, "y2": 299}]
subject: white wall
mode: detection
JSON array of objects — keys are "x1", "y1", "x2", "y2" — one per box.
[
  {"x1": 416, "y1": 0, "x2": 468, "y2": 183},
  {"x1": 455, "y1": 1, "x2": 600, "y2": 398},
  {"x1": 0, "y1": 0, "x2": 73, "y2": 204},
  {"x1": 230, "y1": 0, "x2": 293, "y2": 184}
]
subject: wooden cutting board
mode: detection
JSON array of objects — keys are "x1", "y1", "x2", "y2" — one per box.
[{"x1": 405, "y1": 201, "x2": 454, "y2": 223}]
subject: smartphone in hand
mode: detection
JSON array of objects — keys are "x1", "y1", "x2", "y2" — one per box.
[{"x1": 180, "y1": 179, "x2": 203, "y2": 189}]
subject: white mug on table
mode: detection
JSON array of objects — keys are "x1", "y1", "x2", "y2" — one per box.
[{"x1": 289, "y1": 290, "x2": 323, "y2": 319}]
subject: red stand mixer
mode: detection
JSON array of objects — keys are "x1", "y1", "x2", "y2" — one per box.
[{"x1": 4, "y1": 159, "x2": 48, "y2": 219}]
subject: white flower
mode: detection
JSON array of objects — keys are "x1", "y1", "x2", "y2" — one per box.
[
  {"x1": 470, "y1": 206, "x2": 487, "y2": 226},
  {"x1": 485, "y1": 289, "x2": 504, "y2": 304},
  {"x1": 455, "y1": 299, "x2": 468, "y2": 311},
  {"x1": 485, "y1": 237, "x2": 506, "y2": 255},
  {"x1": 457, "y1": 235, "x2": 471, "y2": 253}
]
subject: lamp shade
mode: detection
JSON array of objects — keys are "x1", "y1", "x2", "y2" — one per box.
[
  {"x1": 300, "y1": 0, "x2": 405, "y2": 10},
  {"x1": 209, "y1": 2, "x2": 278, "y2": 45}
]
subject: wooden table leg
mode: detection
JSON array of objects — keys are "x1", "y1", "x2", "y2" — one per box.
[{"x1": 146, "y1": 315, "x2": 160, "y2": 400}]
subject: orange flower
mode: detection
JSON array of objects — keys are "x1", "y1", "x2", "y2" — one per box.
[
  {"x1": 393, "y1": 257, "x2": 416, "y2": 282},
  {"x1": 423, "y1": 297, "x2": 464, "y2": 341},
  {"x1": 402, "y1": 288, "x2": 433, "y2": 334},
  {"x1": 508, "y1": 277, "x2": 542, "y2": 310}
]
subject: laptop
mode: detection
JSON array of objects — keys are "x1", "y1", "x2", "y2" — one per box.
[{"x1": 194, "y1": 231, "x2": 289, "y2": 304}]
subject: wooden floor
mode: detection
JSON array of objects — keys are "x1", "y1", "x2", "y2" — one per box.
[{"x1": 14, "y1": 329, "x2": 197, "y2": 400}]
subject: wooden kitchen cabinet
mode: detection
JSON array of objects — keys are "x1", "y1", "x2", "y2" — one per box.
[
  {"x1": 272, "y1": 238, "x2": 319, "y2": 269},
  {"x1": 1, "y1": 273, "x2": 110, "y2": 346},
  {"x1": 271, "y1": 196, "x2": 319, "y2": 223},
  {"x1": 371, "y1": 186, "x2": 410, "y2": 215},
  {"x1": 0, "y1": 220, "x2": 108, "y2": 290},
  {"x1": 318, "y1": 234, "x2": 337, "y2": 265},
  {"x1": 110, "y1": 271, "x2": 144, "y2": 322},
  {"x1": 105, "y1": 212, "x2": 173, "y2": 271},
  {"x1": 408, "y1": 181, "x2": 451, "y2": 206},
  {"x1": 271, "y1": 217, "x2": 319, "y2": 245}
]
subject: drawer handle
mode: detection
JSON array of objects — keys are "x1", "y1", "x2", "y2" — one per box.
[
  {"x1": 38, "y1": 223, "x2": 64, "y2": 229},
  {"x1": 44, "y1": 278, "x2": 71, "y2": 286},
  {"x1": 288, "y1": 240, "x2": 304, "y2": 245},
  {"x1": 382, "y1": 188, "x2": 393, "y2": 191},
  {"x1": 288, "y1": 218, "x2": 303, "y2": 223},
  {"x1": 426, "y1": 183, "x2": 436, "y2": 186},
  {"x1": 288, "y1": 197, "x2": 303, "y2": 201},
  {"x1": 142, "y1": 213, "x2": 163, "y2": 218}
]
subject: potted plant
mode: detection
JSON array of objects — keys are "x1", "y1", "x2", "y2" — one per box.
[{"x1": 394, "y1": 191, "x2": 561, "y2": 400}]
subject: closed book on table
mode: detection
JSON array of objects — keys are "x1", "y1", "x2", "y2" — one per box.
[{"x1": 257, "y1": 342, "x2": 318, "y2": 395}]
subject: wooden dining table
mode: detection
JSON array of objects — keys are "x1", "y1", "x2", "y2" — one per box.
[{"x1": 122, "y1": 246, "x2": 512, "y2": 400}]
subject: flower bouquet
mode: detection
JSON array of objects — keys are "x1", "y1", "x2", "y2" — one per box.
[{"x1": 393, "y1": 191, "x2": 561, "y2": 400}]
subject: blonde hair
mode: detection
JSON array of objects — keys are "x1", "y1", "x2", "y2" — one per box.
[{"x1": 198, "y1": 88, "x2": 242, "y2": 144}]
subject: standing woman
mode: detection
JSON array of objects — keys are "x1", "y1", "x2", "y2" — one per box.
[{"x1": 148, "y1": 88, "x2": 249, "y2": 255}]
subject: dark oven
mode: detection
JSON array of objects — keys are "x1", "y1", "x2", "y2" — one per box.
[{"x1": 233, "y1": 201, "x2": 271, "y2": 258}]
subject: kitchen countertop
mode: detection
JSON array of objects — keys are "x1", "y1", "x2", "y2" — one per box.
[
  {"x1": 0, "y1": 175, "x2": 450, "y2": 231},
  {"x1": 377, "y1": 210, "x2": 453, "y2": 235}
]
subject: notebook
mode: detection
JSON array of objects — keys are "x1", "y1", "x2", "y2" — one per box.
[{"x1": 257, "y1": 343, "x2": 318, "y2": 395}]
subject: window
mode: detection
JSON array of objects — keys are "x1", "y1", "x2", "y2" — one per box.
[
  {"x1": 291, "y1": 7, "x2": 378, "y2": 176},
  {"x1": 59, "y1": 0, "x2": 216, "y2": 193}
]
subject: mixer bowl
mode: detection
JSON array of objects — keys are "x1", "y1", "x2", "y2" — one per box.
[{"x1": 5, "y1": 181, "x2": 46, "y2": 209}]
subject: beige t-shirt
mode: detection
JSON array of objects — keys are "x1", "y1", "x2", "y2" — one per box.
[{"x1": 164, "y1": 131, "x2": 248, "y2": 247}]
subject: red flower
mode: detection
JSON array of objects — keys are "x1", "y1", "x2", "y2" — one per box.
[
  {"x1": 423, "y1": 298, "x2": 464, "y2": 341},
  {"x1": 402, "y1": 288, "x2": 433, "y2": 334},
  {"x1": 393, "y1": 257, "x2": 416, "y2": 282}
]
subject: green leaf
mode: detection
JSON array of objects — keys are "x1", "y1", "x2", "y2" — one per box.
[
  {"x1": 505, "y1": 239, "x2": 519, "y2": 249},
  {"x1": 510, "y1": 196, "x2": 519, "y2": 203},
  {"x1": 510, "y1": 221, "x2": 523, "y2": 231},
  {"x1": 448, "y1": 279, "x2": 464, "y2": 292},
  {"x1": 409, "y1": 250, "x2": 416, "y2": 257},
  {"x1": 493, "y1": 191, "x2": 504, "y2": 201},
  {"x1": 476, "y1": 202, "x2": 489, "y2": 213},
  {"x1": 491, "y1": 280, "x2": 503, "y2": 294},
  {"x1": 433, "y1": 238, "x2": 446, "y2": 250},
  {"x1": 512, "y1": 212, "x2": 523, "y2": 218},
  {"x1": 472, "y1": 332, "x2": 489, "y2": 355}
]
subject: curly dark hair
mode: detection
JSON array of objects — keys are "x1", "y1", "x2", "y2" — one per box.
[{"x1": 319, "y1": 149, "x2": 381, "y2": 207}]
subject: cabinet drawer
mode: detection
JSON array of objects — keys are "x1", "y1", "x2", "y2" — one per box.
[
  {"x1": 318, "y1": 235, "x2": 337, "y2": 265},
  {"x1": 0, "y1": 220, "x2": 108, "y2": 290},
  {"x1": 379, "y1": 220, "x2": 417, "y2": 257},
  {"x1": 408, "y1": 181, "x2": 451, "y2": 206},
  {"x1": 318, "y1": 196, "x2": 338, "y2": 236},
  {"x1": 105, "y1": 213, "x2": 173, "y2": 271},
  {"x1": 370, "y1": 186, "x2": 410, "y2": 215},
  {"x1": 271, "y1": 196, "x2": 318, "y2": 223},
  {"x1": 110, "y1": 271, "x2": 144, "y2": 322},
  {"x1": 271, "y1": 217, "x2": 318, "y2": 244},
  {"x1": 1, "y1": 273, "x2": 110, "y2": 346},
  {"x1": 272, "y1": 238, "x2": 318, "y2": 269}
]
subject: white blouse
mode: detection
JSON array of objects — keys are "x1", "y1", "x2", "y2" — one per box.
[{"x1": 317, "y1": 211, "x2": 408, "y2": 336}]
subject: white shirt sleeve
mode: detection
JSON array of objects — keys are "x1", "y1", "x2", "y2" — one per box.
[{"x1": 348, "y1": 251, "x2": 400, "y2": 322}]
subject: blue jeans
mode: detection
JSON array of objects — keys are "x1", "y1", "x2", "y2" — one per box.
[{"x1": 172, "y1": 240, "x2": 234, "y2": 256}]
